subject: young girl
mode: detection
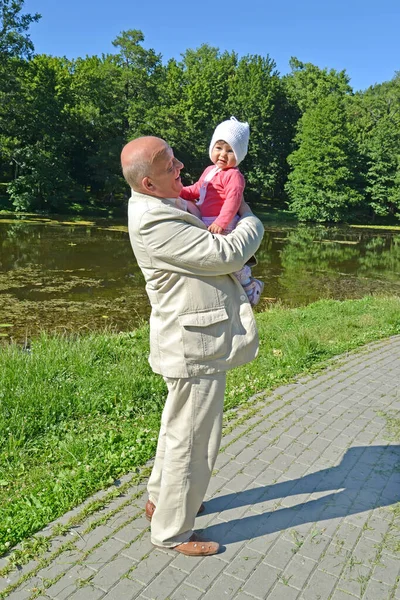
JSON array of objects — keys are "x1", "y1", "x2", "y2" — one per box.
[{"x1": 180, "y1": 116, "x2": 264, "y2": 306}]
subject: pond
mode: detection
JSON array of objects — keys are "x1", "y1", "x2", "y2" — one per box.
[{"x1": 0, "y1": 214, "x2": 399, "y2": 342}]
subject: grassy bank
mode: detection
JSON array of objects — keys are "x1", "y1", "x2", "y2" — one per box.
[{"x1": 1, "y1": 296, "x2": 400, "y2": 555}]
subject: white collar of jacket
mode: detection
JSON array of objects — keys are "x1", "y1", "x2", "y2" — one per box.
[{"x1": 131, "y1": 189, "x2": 180, "y2": 208}]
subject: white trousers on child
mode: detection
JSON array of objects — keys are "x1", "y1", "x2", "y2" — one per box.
[
  {"x1": 148, "y1": 373, "x2": 226, "y2": 547},
  {"x1": 202, "y1": 215, "x2": 251, "y2": 285}
]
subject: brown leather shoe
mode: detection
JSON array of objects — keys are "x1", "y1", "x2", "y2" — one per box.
[
  {"x1": 158, "y1": 533, "x2": 219, "y2": 556},
  {"x1": 145, "y1": 499, "x2": 205, "y2": 522}
]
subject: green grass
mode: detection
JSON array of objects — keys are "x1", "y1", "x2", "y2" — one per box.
[
  {"x1": 350, "y1": 224, "x2": 400, "y2": 231},
  {"x1": 1, "y1": 295, "x2": 400, "y2": 555},
  {"x1": 252, "y1": 203, "x2": 298, "y2": 223}
]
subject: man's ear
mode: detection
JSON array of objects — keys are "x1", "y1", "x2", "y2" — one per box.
[{"x1": 142, "y1": 176, "x2": 154, "y2": 194}]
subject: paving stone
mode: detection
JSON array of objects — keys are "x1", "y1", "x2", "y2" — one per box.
[
  {"x1": 224, "y1": 472, "x2": 255, "y2": 493},
  {"x1": 225, "y1": 440, "x2": 250, "y2": 458},
  {"x1": 214, "y1": 452, "x2": 233, "y2": 471},
  {"x1": 215, "y1": 461, "x2": 244, "y2": 481},
  {"x1": 332, "y1": 522, "x2": 362, "y2": 550},
  {"x1": 75, "y1": 525, "x2": 114, "y2": 552},
  {"x1": 267, "y1": 583, "x2": 299, "y2": 599},
  {"x1": 283, "y1": 462, "x2": 310, "y2": 480},
  {"x1": 91, "y1": 556, "x2": 132, "y2": 591},
  {"x1": 224, "y1": 547, "x2": 263, "y2": 581},
  {"x1": 84, "y1": 538, "x2": 126, "y2": 571},
  {"x1": 46, "y1": 564, "x2": 95, "y2": 599},
  {"x1": 331, "y1": 590, "x2": 359, "y2": 600},
  {"x1": 394, "y1": 580, "x2": 400, "y2": 599},
  {"x1": 184, "y1": 557, "x2": 227, "y2": 591},
  {"x1": 35, "y1": 557, "x2": 74, "y2": 583},
  {"x1": 141, "y1": 565, "x2": 187, "y2": 599},
  {"x1": 301, "y1": 569, "x2": 338, "y2": 600},
  {"x1": 235, "y1": 447, "x2": 261, "y2": 465},
  {"x1": 242, "y1": 562, "x2": 280, "y2": 598},
  {"x1": 363, "y1": 578, "x2": 393, "y2": 600},
  {"x1": 121, "y1": 533, "x2": 154, "y2": 561},
  {"x1": 201, "y1": 573, "x2": 243, "y2": 599},
  {"x1": 351, "y1": 534, "x2": 380, "y2": 565},
  {"x1": 337, "y1": 563, "x2": 371, "y2": 597},
  {"x1": 169, "y1": 583, "x2": 204, "y2": 599},
  {"x1": 263, "y1": 537, "x2": 298, "y2": 571},
  {"x1": 317, "y1": 543, "x2": 349, "y2": 578},
  {"x1": 113, "y1": 522, "x2": 143, "y2": 544},
  {"x1": 297, "y1": 533, "x2": 331, "y2": 562},
  {"x1": 68, "y1": 585, "x2": 105, "y2": 600},
  {"x1": 343, "y1": 510, "x2": 371, "y2": 529},
  {"x1": 204, "y1": 475, "x2": 227, "y2": 498},
  {"x1": 103, "y1": 577, "x2": 144, "y2": 599},
  {"x1": 371, "y1": 552, "x2": 400, "y2": 587},
  {"x1": 243, "y1": 459, "x2": 272, "y2": 479},
  {"x1": 106, "y1": 504, "x2": 143, "y2": 530},
  {"x1": 128, "y1": 550, "x2": 173, "y2": 586},
  {"x1": 280, "y1": 554, "x2": 316, "y2": 590},
  {"x1": 3, "y1": 588, "x2": 33, "y2": 600}
]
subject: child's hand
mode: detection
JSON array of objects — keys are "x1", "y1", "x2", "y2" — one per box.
[{"x1": 208, "y1": 223, "x2": 224, "y2": 234}]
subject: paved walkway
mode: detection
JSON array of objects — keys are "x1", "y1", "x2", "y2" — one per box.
[{"x1": 2, "y1": 336, "x2": 400, "y2": 600}]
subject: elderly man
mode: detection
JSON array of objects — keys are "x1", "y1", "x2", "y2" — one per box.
[{"x1": 121, "y1": 136, "x2": 264, "y2": 556}]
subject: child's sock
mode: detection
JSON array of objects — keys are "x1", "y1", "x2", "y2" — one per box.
[{"x1": 242, "y1": 278, "x2": 264, "y2": 306}]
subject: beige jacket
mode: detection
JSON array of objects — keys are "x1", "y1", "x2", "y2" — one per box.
[{"x1": 128, "y1": 190, "x2": 264, "y2": 378}]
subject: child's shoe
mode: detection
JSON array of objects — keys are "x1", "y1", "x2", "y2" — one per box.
[{"x1": 243, "y1": 278, "x2": 264, "y2": 306}]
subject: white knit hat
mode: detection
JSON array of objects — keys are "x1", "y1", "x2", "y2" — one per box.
[{"x1": 209, "y1": 116, "x2": 250, "y2": 166}]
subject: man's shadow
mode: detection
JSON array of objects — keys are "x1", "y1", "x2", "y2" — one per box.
[{"x1": 201, "y1": 445, "x2": 400, "y2": 543}]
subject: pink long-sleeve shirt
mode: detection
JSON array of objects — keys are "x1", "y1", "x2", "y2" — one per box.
[{"x1": 180, "y1": 165, "x2": 245, "y2": 230}]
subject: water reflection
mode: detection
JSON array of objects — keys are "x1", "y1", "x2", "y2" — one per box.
[
  {"x1": 254, "y1": 225, "x2": 400, "y2": 306},
  {"x1": 0, "y1": 216, "x2": 399, "y2": 341}
]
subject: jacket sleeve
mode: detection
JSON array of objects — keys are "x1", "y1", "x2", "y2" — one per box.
[
  {"x1": 214, "y1": 170, "x2": 245, "y2": 230},
  {"x1": 139, "y1": 207, "x2": 264, "y2": 277}
]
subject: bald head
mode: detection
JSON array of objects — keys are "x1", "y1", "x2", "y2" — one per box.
[
  {"x1": 121, "y1": 136, "x2": 170, "y2": 193},
  {"x1": 121, "y1": 136, "x2": 184, "y2": 199}
]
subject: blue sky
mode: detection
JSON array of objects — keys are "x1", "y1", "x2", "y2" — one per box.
[{"x1": 24, "y1": 0, "x2": 399, "y2": 92}]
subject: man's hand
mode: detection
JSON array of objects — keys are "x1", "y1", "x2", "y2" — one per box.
[
  {"x1": 208, "y1": 222, "x2": 224, "y2": 234},
  {"x1": 238, "y1": 198, "x2": 253, "y2": 217}
]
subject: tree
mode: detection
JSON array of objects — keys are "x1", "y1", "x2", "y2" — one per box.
[
  {"x1": 286, "y1": 94, "x2": 362, "y2": 222},
  {"x1": 6, "y1": 54, "x2": 81, "y2": 211},
  {"x1": 69, "y1": 54, "x2": 128, "y2": 202},
  {"x1": 226, "y1": 54, "x2": 297, "y2": 202},
  {"x1": 284, "y1": 58, "x2": 352, "y2": 114},
  {"x1": 111, "y1": 29, "x2": 163, "y2": 138},
  {"x1": 134, "y1": 45, "x2": 238, "y2": 183},
  {"x1": 0, "y1": 0, "x2": 40, "y2": 61},
  {"x1": 349, "y1": 74, "x2": 400, "y2": 218},
  {"x1": 0, "y1": 0, "x2": 40, "y2": 199}
]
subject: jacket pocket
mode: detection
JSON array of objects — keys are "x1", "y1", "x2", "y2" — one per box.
[{"x1": 178, "y1": 307, "x2": 229, "y2": 362}]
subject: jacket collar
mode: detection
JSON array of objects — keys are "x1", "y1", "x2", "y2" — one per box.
[{"x1": 130, "y1": 189, "x2": 178, "y2": 207}]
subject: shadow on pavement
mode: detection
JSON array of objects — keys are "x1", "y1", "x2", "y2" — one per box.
[{"x1": 201, "y1": 445, "x2": 400, "y2": 544}]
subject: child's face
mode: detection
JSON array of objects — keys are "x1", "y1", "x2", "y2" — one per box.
[{"x1": 211, "y1": 140, "x2": 237, "y2": 169}]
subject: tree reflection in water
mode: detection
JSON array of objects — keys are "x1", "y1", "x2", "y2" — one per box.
[
  {"x1": 0, "y1": 217, "x2": 399, "y2": 341},
  {"x1": 253, "y1": 225, "x2": 400, "y2": 308}
]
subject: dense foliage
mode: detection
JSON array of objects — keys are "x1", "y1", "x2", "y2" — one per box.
[{"x1": 1, "y1": 1, "x2": 399, "y2": 221}]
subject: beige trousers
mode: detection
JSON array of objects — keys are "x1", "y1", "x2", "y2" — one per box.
[{"x1": 148, "y1": 373, "x2": 226, "y2": 547}]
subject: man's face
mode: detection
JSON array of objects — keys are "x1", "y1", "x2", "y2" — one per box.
[{"x1": 149, "y1": 146, "x2": 184, "y2": 198}]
